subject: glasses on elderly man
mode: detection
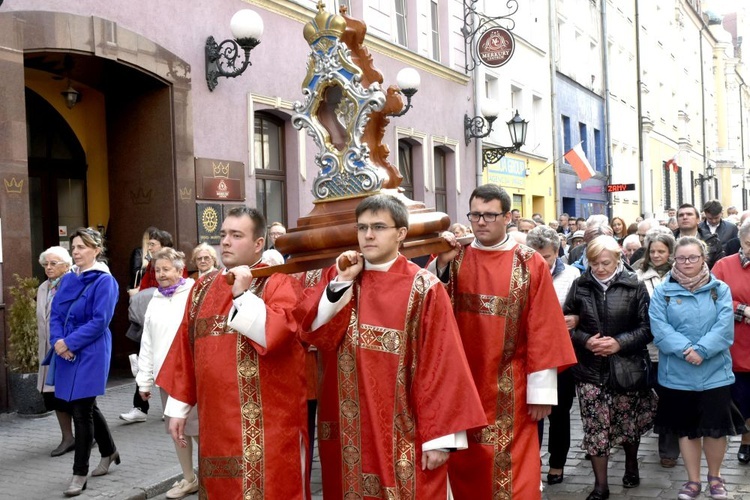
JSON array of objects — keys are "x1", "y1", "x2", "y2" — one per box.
[
  {"x1": 195, "y1": 256, "x2": 213, "y2": 262},
  {"x1": 42, "y1": 261, "x2": 65, "y2": 267}
]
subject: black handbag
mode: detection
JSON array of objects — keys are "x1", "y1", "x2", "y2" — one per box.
[
  {"x1": 608, "y1": 353, "x2": 650, "y2": 392},
  {"x1": 587, "y1": 287, "x2": 650, "y2": 392}
]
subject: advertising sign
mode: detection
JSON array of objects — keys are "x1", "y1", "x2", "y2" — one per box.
[{"x1": 477, "y1": 27, "x2": 515, "y2": 68}]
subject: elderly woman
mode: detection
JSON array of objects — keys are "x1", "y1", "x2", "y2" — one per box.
[
  {"x1": 711, "y1": 221, "x2": 750, "y2": 467},
  {"x1": 37, "y1": 246, "x2": 74, "y2": 457},
  {"x1": 189, "y1": 242, "x2": 218, "y2": 280},
  {"x1": 635, "y1": 230, "x2": 680, "y2": 468},
  {"x1": 50, "y1": 227, "x2": 119, "y2": 497},
  {"x1": 527, "y1": 226, "x2": 580, "y2": 485},
  {"x1": 563, "y1": 235, "x2": 656, "y2": 500},
  {"x1": 650, "y1": 237, "x2": 745, "y2": 499},
  {"x1": 136, "y1": 248, "x2": 198, "y2": 499}
]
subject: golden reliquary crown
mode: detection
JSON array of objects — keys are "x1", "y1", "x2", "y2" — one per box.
[{"x1": 303, "y1": 1, "x2": 347, "y2": 45}]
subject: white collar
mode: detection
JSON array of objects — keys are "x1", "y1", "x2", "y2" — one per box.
[
  {"x1": 364, "y1": 254, "x2": 399, "y2": 272},
  {"x1": 471, "y1": 235, "x2": 516, "y2": 252}
]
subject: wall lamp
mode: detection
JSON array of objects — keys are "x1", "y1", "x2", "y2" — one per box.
[
  {"x1": 481, "y1": 110, "x2": 528, "y2": 170},
  {"x1": 693, "y1": 165, "x2": 715, "y2": 187},
  {"x1": 205, "y1": 9, "x2": 264, "y2": 92},
  {"x1": 388, "y1": 68, "x2": 421, "y2": 117},
  {"x1": 464, "y1": 100, "x2": 501, "y2": 145},
  {"x1": 61, "y1": 83, "x2": 81, "y2": 109}
]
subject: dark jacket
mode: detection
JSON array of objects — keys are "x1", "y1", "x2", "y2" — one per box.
[
  {"x1": 673, "y1": 226, "x2": 725, "y2": 269},
  {"x1": 698, "y1": 219, "x2": 738, "y2": 249},
  {"x1": 563, "y1": 268, "x2": 652, "y2": 385}
]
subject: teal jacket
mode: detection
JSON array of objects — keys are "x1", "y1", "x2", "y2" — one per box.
[{"x1": 649, "y1": 273, "x2": 734, "y2": 391}]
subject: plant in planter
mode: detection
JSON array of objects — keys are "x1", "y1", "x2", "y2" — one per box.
[{"x1": 6, "y1": 273, "x2": 45, "y2": 414}]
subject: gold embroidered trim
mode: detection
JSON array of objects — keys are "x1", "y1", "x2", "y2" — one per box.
[
  {"x1": 319, "y1": 421, "x2": 340, "y2": 441},
  {"x1": 199, "y1": 455, "x2": 243, "y2": 478},
  {"x1": 338, "y1": 306, "x2": 362, "y2": 496},
  {"x1": 188, "y1": 270, "x2": 219, "y2": 344},
  {"x1": 357, "y1": 324, "x2": 403, "y2": 354},
  {"x1": 237, "y1": 276, "x2": 269, "y2": 499}
]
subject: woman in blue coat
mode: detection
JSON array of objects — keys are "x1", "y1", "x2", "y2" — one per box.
[
  {"x1": 50, "y1": 227, "x2": 120, "y2": 497},
  {"x1": 650, "y1": 237, "x2": 746, "y2": 500}
]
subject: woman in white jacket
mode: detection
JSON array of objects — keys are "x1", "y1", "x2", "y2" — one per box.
[{"x1": 136, "y1": 248, "x2": 198, "y2": 499}]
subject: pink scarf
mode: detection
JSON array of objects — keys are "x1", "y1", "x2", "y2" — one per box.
[{"x1": 670, "y1": 262, "x2": 710, "y2": 292}]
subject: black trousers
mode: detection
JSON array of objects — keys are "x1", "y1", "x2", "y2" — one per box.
[
  {"x1": 70, "y1": 397, "x2": 116, "y2": 476},
  {"x1": 539, "y1": 369, "x2": 576, "y2": 469},
  {"x1": 133, "y1": 383, "x2": 149, "y2": 413},
  {"x1": 652, "y1": 362, "x2": 680, "y2": 460}
]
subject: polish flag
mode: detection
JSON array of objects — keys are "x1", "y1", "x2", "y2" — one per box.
[
  {"x1": 665, "y1": 156, "x2": 679, "y2": 173},
  {"x1": 564, "y1": 143, "x2": 595, "y2": 181}
]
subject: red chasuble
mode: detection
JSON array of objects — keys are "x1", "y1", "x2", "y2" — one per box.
[
  {"x1": 157, "y1": 268, "x2": 308, "y2": 500},
  {"x1": 445, "y1": 243, "x2": 577, "y2": 500},
  {"x1": 296, "y1": 256, "x2": 487, "y2": 499}
]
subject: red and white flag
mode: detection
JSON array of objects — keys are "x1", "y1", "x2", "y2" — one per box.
[
  {"x1": 665, "y1": 155, "x2": 679, "y2": 173},
  {"x1": 564, "y1": 143, "x2": 595, "y2": 182}
]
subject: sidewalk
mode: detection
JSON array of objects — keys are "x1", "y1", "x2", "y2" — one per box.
[{"x1": 2, "y1": 377, "x2": 750, "y2": 499}]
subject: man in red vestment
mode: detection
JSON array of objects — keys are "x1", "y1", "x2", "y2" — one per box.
[
  {"x1": 295, "y1": 194, "x2": 487, "y2": 499},
  {"x1": 429, "y1": 184, "x2": 577, "y2": 500},
  {"x1": 156, "y1": 207, "x2": 308, "y2": 499}
]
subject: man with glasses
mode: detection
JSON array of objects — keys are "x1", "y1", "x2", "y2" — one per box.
[
  {"x1": 699, "y1": 200, "x2": 738, "y2": 251},
  {"x1": 295, "y1": 194, "x2": 486, "y2": 499},
  {"x1": 674, "y1": 203, "x2": 724, "y2": 268},
  {"x1": 428, "y1": 184, "x2": 576, "y2": 500}
]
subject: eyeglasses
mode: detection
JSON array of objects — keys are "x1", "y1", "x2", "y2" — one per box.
[
  {"x1": 42, "y1": 261, "x2": 65, "y2": 268},
  {"x1": 467, "y1": 212, "x2": 503, "y2": 223},
  {"x1": 675, "y1": 255, "x2": 702, "y2": 264},
  {"x1": 355, "y1": 224, "x2": 397, "y2": 233},
  {"x1": 195, "y1": 256, "x2": 213, "y2": 262},
  {"x1": 269, "y1": 232, "x2": 285, "y2": 238}
]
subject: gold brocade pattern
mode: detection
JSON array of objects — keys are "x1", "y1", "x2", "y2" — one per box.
[
  {"x1": 451, "y1": 246, "x2": 532, "y2": 499},
  {"x1": 337, "y1": 269, "x2": 436, "y2": 498},
  {"x1": 188, "y1": 270, "x2": 220, "y2": 345},
  {"x1": 200, "y1": 456, "x2": 243, "y2": 477},
  {"x1": 237, "y1": 276, "x2": 269, "y2": 499}
]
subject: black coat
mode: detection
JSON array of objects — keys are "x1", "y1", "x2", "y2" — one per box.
[
  {"x1": 698, "y1": 219, "x2": 738, "y2": 248},
  {"x1": 563, "y1": 268, "x2": 652, "y2": 385}
]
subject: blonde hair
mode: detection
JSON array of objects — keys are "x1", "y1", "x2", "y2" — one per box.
[
  {"x1": 153, "y1": 247, "x2": 186, "y2": 271},
  {"x1": 191, "y1": 243, "x2": 218, "y2": 267},
  {"x1": 586, "y1": 235, "x2": 622, "y2": 262}
]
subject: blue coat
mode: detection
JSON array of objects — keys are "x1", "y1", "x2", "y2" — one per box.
[
  {"x1": 50, "y1": 264, "x2": 119, "y2": 401},
  {"x1": 649, "y1": 273, "x2": 734, "y2": 391}
]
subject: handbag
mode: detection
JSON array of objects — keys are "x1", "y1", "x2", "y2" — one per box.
[
  {"x1": 608, "y1": 353, "x2": 651, "y2": 392},
  {"x1": 587, "y1": 288, "x2": 650, "y2": 392}
]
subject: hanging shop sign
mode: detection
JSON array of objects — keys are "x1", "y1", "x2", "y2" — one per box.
[{"x1": 477, "y1": 27, "x2": 515, "y2": 68}]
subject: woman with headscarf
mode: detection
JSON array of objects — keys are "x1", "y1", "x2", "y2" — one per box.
[
  {"x1": 50, "y1": 227, "x2": 119, "y2": 497},
  {"x1": 37, "y1": 246, "x2": 74, "y2": 457}
]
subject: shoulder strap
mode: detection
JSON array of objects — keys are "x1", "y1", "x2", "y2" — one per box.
[{"x1": 711, "y1": 287, "x2": 718, "y2": 302}]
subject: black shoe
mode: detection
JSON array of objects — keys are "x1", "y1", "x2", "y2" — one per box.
[
  {"x1": 585, "y1": 488, "x2": 609, "y2": 500},
  {"x1": 50, "y1": 440, "x2": 75, "y2": 457},
  {"x1": 546, "y1": 473, "x2": 564, "y2": 485},
  {"x1": 738, "y1": 444, "x2": 750, "y2": 464},
  {"x1": 622, "y1": 472, "x2": 640, "y2": 488}
]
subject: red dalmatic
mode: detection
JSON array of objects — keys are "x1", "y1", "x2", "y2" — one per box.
[
  {"x1": 157, "y1": 269, "x2": 308, "y2": 499},
  {"x1": 445, "y1": 243, "x2": 577, "y2": 500},
  {"x1": 297, "y1": 256, "x2": 487, "y2": 499}
]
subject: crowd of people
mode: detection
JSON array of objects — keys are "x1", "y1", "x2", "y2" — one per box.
[{"x1": 34, "y1": 193, "x2": 750, "y2": 500}]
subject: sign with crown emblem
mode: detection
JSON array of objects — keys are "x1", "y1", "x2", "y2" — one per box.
[{"x1": 195, "y1": 157, "x2": 245, "y2": 201}]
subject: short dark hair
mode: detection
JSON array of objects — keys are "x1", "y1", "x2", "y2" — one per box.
[
  {"x1": 355, "y1": 194, "x2": 409, "y2": 229},
  {"x1": 226, "y1": 206, "x2": 267, "y2": 240},
  {"x1": 702, "y1": 200, "x2": 722, "y2": 216},
  {"x1": 677, "y1": 203, "x2": 699, "y2": 218},
  {"x1": 560, "y1": 213, "x2": 570, "y2": 219},
  {"x1": 469, "y1": 184, "x2": 511, "y2": 213},
  {"x1": 576, "y1": 217, "x2": 586, "y2": 223},
  {"x1": 511, "y1": 208, "x2": 520, "y2": 214},
  {"x1": 151, "y1": 229, "x2": 174, "y2": 248}
]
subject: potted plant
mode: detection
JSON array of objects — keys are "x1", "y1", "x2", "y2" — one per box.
[{"x1": 6, "y1": 273, "x2": 45, "y2": 414}]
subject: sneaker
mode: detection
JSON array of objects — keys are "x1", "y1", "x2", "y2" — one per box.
[
  {"x1": 166, "y1": 476, "x2": 199, "y2": 499},
  {"x1": 119, "y1": 407, "x2": 147, "y2": 423},
  {"x1": 707, "y1": 475, "x2": 727, "y2": 500},
  {"x1": 128, "y1": 354, "x2": 139, "y2": 377}
]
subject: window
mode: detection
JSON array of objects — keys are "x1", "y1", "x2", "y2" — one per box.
[
  {"x1": 593, "y1": 128, "x2": 602, "y2": 171},
  {"x1": 562, "y1": 115, "x2": 572, "y2": 153},
  {"x1": 338, "y1": 0, "x2": 350, "y2": 11},
  {"x1": 395, "y1": 0, "x2": 407, "y2": 46},
  {"x1": 398, "y1": 140, "x2": 414, "y2": 200},
  {"x1": 579, "y1": 123, "x2": 588, "y2": 157},
  {"x1": 434, "y1": 149, "x2": 447, "y2": 213},
  {"x1": 430, "y1": 0, "x2": 440, "y2": 61},
  {"x1": 254, "y1": 113, "x2": 286, "y2": 228}
]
